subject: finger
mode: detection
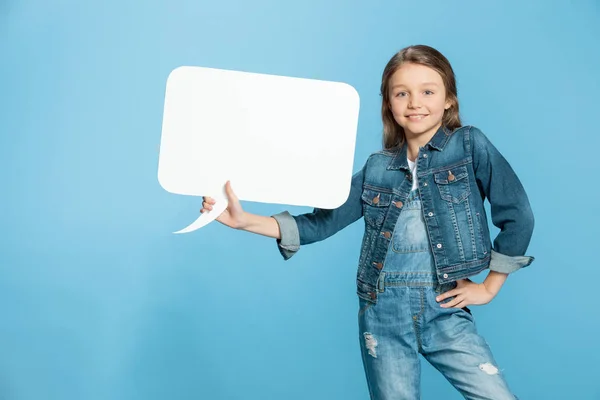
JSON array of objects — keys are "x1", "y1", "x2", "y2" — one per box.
[
  {"x1": 452, "y1": 300, "x2": 469, "y2": 309},
  {"x1": 203, "y1": 196, "x2": 215, "y2": 204},
  {"x1": 225, "y1": 180, "x2": 239, "y2": 202},
  {"x1": 441, "y1": 295, "x2": 464, "y2": 308},
  {"x1": 436, "y1": 288, "x2": 461, "y2": 302},
  {"x1": 202, "y1": 202, "x2": 213, "y2": 211}
]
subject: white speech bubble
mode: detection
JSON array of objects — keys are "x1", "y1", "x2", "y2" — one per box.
[{"x1": 157, "y1": 66, "x2": 360, "y2": 234}]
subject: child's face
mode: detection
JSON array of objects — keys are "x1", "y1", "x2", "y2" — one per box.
[{"x1": 388, "y1": 63, "x2": 451, "y2": 140}]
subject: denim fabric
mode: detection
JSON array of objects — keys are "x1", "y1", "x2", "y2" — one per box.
[
  {"x1": 358, "y1": 190, "x2": 516, "y2": 400},
  {"x1": 272, "y1": 125, "x2": 535, "y2": 304}
]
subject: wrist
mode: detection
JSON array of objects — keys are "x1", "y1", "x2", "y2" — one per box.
[
  {"x1": 481, "y1": 282, "x2": 497, "y2": 297},
  {"x1": 483, "y1": 271, "x2": 508, "y2": 297},
  {"x1": 236, "y1": 211, "x2": 252, "y2": 230}
]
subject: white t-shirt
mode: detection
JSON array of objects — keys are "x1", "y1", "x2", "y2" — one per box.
[{"x1": 407, "y1": 158, "x2": 418, "y2": 191}]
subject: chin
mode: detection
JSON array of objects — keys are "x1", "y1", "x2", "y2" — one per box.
[
  {"x1": 402, "y1": 123, "x2": 435, "y2": 135},
  {"x1": 401, "y1": 118, "x2": 443, "y2": 135}
]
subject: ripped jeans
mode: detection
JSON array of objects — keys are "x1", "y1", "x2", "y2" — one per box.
[{"x1": 358, "y1": 190, "x2": 516, "y2": 400}]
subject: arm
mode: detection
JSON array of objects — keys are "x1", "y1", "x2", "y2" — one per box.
[
  {"x1": 471, "y1": 126, "x2": 535, "y2": 274},
  {"x1": 240, "y1": 213, "x2": 282, "y2": 239},
  {"x1": 202, "y1": 164, "x2": 367, "y2": 260},
  {"x1": 437, "y1": 128, "x2": 535, "y2": 308},
  {"x1": 272, "y1": 165, "x2": 366, "y2": 259}
]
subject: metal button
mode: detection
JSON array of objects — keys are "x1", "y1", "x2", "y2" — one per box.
[
  {"x1": 373, "y1": 262, "x2": 383, "y2": 270},
  {"x1": 369, "y1": 292, "x2": 377, "y2": 300},
  {"x1": 428, "y1": 212, "x2": 433, "y2": 217},
  {"x1": 423, "y1": 182, "x2": 428, "y2": 186},
  {"x1": 372, "y1": 194, "x2": 380, "y2": 204},
  {"x1": 383, "y1": 232, "x2": 391, "y2": 239},
  {"x1": 423, "y1": 154, "x2": 428, "y2": 158},
  {"x1": 443, "y1": 273, "x2": 449, "y2": 279},
  {"x1": 436, "y1": 243, "x2": 442, "y2": 248},
  {"x1": 395, "y1": 201, "x2": 403, "y2": 208},
  {"x1": 412, "y1": 315, "x2": 417, "y2": 321}
]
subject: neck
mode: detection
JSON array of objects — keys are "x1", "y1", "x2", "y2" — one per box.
[{"x1": 405, "y1": 123, "x2": 442, "y2": 161}]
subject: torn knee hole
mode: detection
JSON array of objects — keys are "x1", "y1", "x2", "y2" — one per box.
[
  {"x1": 363, "y1": 332, "x2": 378, "y2": 358},
  {"x1": 479, "y1": 362, "x2": 499, "y2": 375}
]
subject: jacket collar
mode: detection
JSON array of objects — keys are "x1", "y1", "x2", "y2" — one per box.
[{"x1": 387, "y1": 125, "x2": 454, "y2": 170}]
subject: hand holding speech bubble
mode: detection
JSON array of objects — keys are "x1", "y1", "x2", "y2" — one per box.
[{"x1": 157, "y1": 66, "x2": 360, "y2": 234}]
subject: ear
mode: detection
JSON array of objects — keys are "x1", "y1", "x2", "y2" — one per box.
[{"x1": 444, "y1": 99, "x2": 452, "y2": 110}]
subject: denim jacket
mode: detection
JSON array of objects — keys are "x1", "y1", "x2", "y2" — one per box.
[{"x1": 272, "y1": 125, "x2": 535, "y2": 304}]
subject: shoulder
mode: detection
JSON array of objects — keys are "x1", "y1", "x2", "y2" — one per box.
[
  {"x1": 356, "y1": 147, "x2": 401, "y2": 178},
  {"x1": 369, "y1": 147, "x2": 400, "y2": 158},
  {"x1": 363, "y1": 147, "x2": 399, "y2": 164},
  {"x1": 447, "y1": 125, "x2": 487, "y2": 141},
  {"x1": 458, "y1": 125, "x2": 492, "y2": 144},
  {"x1": 447, "y1": 125, "x2": 496, "y2": 154}
]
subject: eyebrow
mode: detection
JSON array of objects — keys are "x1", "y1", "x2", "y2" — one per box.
[{"x1": 392, "y1": 82, "x2": 440, "y2": 89}]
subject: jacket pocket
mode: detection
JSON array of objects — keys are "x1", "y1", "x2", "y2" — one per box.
[
  {"x1": 361, "y1": 188, "x2": 391, "y2": 227},
  {"x1": 433, "y1": 165, "x2": 471, "y2": 204}
]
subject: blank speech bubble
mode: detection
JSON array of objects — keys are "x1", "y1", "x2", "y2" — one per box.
[{"x1": 157, "y1": 66, "x2": 360, "y2": 234}]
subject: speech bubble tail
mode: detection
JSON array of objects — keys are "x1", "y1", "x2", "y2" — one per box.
[{"x1": 173, "y1": 192, "x2": 229, "y2": 234}]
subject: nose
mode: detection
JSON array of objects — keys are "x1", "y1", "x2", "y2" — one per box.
[{"x1": 408, "y1": 95, "x2": 421, "y2": 109}]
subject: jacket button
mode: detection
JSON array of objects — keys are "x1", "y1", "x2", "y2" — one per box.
[
  {"x1": 436, "y1": 243, "x2": 442, "y2": 248},
  {"x1": 395, "y1": 201, "x2": 403, "y2": 208},
  {"x1": 369, "y1": 292, "x2": 377, "y2": 300},
  {"x1": 443, "y1": 273, "x2": 449, "y2": 279},
  {"x1": 383, "y1": 231, "x2": 391, "y2": 239},
  {"x1": 372, "y1": 194, "x2": 380, "y2": 204},
  {"x1": 373, "y1": 262, "x2": 383, "y2": 270}
]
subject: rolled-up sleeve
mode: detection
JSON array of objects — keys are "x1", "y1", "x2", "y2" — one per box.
[
  {"x1": 489, "y1": 249, "x2": 534, "y2": 274},
  {"x1": 271, "y1": 211, "x2": 300, "y2": 260}
]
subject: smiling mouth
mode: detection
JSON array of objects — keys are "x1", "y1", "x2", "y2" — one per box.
[{"x1": 406, "y1": 114, "x2": 428, "y2": 121}]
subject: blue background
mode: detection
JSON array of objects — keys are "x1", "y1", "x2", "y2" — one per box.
[{"x1": 1, "y1": 0, "x2": 598, "y2": 399}]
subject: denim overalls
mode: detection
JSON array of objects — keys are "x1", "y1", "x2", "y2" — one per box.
[{"x1": 357, "y1": 188, "x2": 517, "y2": 400}]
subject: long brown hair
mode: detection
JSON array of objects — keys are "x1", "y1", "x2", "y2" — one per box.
[{"x1": 380, "y1": 45, "x2": 462, "y2": 149}]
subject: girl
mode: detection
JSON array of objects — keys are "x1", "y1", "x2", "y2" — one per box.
[{"x1": 201, "y1": 45, "x2": 534, "y2": 400}]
